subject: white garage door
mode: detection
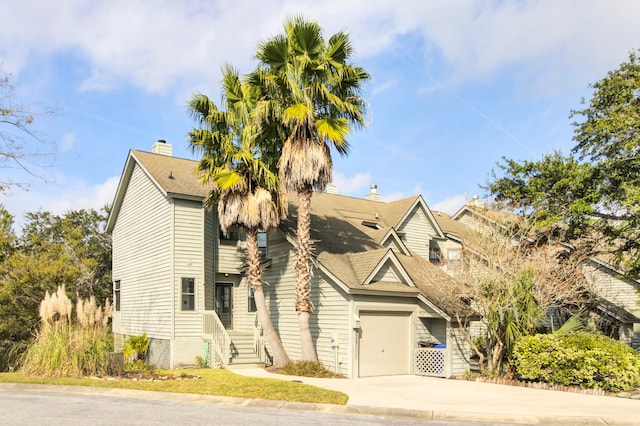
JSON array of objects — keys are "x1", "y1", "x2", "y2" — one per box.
[{"x1": 358, "y1": 311, "x2": 411, "y2": 377}]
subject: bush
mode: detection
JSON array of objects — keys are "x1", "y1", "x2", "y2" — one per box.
[
  {"x1": 512, "y1": 332, "x2": 640, "y2": 392},
  {"x1": 20, "y1": 323, "x2": 113, "y2": 377},
  {"x1": 280, "y1": 360, "x2": 342, "y2": 378},
  {"x1": 19, "y1": 285, "x2": 113, "y2": 377},
  {"x1": 123, "y1": 333, "x2": 149, "y2": 362}
]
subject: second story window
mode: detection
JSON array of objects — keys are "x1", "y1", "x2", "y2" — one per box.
[
  {"x1": 258, "y1": 230, "x2": 267, "y2": 259},
  {"x1": 219, "y1": 227, "x2": 240, "y2": 245}
]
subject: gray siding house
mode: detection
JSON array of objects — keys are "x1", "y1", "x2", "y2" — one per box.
[
  {"x1": 447, "y1": 199, "x2": 640, "y2": 350},
  {"x1": 107, "y1": 142, "x2": 475, "y2": 377}
]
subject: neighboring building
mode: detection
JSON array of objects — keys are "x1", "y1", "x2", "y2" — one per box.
[
  {"x1": 445, "y1": 199, "x2": 640, "y2": 350},
  {"x1": 107, "y1": 143, "x2": 475, "y2": 377}
]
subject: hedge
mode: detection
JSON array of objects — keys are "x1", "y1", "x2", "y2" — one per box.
[{"x1": 512, "y1": 332, "x2": 640, "y2": 392}]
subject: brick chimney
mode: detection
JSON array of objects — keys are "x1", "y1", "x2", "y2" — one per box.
[
  {"x1": 467, "y1": 194, "x2": 486, "y2": 209},
  {"x1": 152, "y1": 139, "x2": 172, "y2": 156},
  {"x1": 365, "y1": 184, "x2": 381, "y2": 201},
  {"x1": 325, "y1": 182, "x2": 338, "y2": 194}
]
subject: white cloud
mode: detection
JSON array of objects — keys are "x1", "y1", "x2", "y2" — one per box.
[
  {"x1": 431, "y1": 194, "x2": 468, "y2": 215},
  {"x1": 331, "y1": 171, "x2": 372, "y2": 196},
  {"x1": 1, "y1": 175, "x2": 119, "y2": 231},
  {"x1": 3, "y1": 0, "x2": 638, "y2": 97}
]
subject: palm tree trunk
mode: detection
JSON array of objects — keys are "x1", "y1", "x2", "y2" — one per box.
[
  {"x1": 295, "y1": 186, "x2": 318, "y2": 361},
  {"x1": 246, "y1": 228, "x2": 290, "y2": 367}
]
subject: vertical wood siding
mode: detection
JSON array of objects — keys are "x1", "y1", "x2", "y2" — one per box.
[{"x1": 111, "y1": 164, "x2": 173, "y2": 339}]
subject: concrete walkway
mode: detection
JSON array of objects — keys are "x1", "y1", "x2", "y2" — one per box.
[{"x1": 232, "y1": 368, "x2": 640, "y2": 425}]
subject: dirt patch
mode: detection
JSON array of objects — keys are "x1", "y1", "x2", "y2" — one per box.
[{"x1": 101, "y1": 372, "x2": 201, "y2": 381}]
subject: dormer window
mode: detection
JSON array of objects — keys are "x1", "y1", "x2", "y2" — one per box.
[{"x1": 429, "y1": 241, "x2": 442, "y2": 264}]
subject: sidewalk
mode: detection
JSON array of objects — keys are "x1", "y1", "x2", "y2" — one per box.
[{"x1": 232, "y1": 368, "x2": 640, "y2": 425}]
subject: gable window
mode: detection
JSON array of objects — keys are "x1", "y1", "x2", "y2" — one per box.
[
  {"x1": 258, "y1": 230, "x2": 267, "y2": 259},
  {"x1": 248, "y1": 286, "x2": 257, "y2": 313},
  {"x1": 181, "y1": 277, "x2": 195, "y2": 311},
  {"x1": 114, "y1": 280, "x2": 121, "y2": 312}
]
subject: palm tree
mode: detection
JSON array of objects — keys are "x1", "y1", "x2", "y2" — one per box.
[
  {"x1": 188, "y1": 66, "x2": 290, "y2": 367},
  {"x1": 252, "y1": 16, "x2": 370, "y2": 361}
]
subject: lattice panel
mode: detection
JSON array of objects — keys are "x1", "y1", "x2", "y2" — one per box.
[{"x1": 414, "y1": 348, "x2": 446, "y2": 377}]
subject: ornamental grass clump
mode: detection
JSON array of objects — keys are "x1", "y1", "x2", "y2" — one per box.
[{"x1": 20, "y1": 285, "x2": 113, "y2": 377}]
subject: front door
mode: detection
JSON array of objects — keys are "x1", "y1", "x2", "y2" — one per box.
[{"x1": 215, "y1": 283, "x2": 233, "y2": 329}]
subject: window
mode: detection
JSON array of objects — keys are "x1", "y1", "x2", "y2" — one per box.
[
  {"x1": 248, "y1": 286, "x2": 257, "y2": 312},
  {"x1": 448, "y1": 249, "x2": 462, "y2": 270},
  {"x1": 181, "y1": 277, "x2": 195, "y2": 311},
  {"x1": 258, "y1": 230, "x2": 268, "y2": 259},
  {"x1": 429, "y1": 242, "x2": 442, "y2": 264},
  {"x1": 114, "y1": 280, "x2": 121, "y2": 311},
  {"x1": 219, "y1": 228, "x2": 239, "y2": 245}
]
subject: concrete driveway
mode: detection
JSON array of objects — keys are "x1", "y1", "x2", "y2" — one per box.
[{"x1": 232, "y1": 368, "x2": 640, "y2": 425}]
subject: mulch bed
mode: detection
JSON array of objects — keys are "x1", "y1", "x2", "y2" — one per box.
[{"x1": 456, "y1": 374, "x2": 640, "y2": 399}]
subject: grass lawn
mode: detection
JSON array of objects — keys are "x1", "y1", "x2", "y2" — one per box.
[{"x1": 0, "y1": 369, "x2": 348, "y2": 405}]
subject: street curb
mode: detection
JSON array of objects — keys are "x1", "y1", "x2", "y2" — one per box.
[{"x1": 0, "y1": 383, "x2": 635, "y2": 425}]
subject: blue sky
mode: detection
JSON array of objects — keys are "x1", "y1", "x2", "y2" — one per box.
[{"x1": 2, "y1": 0, "x2": 639, "y2": 229}]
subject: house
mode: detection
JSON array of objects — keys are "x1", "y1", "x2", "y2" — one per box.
[
  {"x1": 446, "y1": 198, "x2": 640, "y2": 350},
  {"x1": 107, "y1": 142, "x2": 475, "y2": 377}
]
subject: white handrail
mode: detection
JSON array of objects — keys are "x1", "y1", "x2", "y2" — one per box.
[{"x1": 203, "y1": 313, "x2": 231, "y2": 367}]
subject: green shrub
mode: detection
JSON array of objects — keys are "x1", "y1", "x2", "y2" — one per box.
[
  {"x1": 280, "y1": 360, "x2": 342, "y2": 378},
  {"x1": 512, "y1": 332, "x2": 640, "y2": 392},
  {"x1": 123, "y1": 334, "x2": 149, "y2": 362}
]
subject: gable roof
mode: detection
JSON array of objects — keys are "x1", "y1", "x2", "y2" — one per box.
[
  {"x1": 380, "y1": 196, "x2": 446, "y2": 239},
  {"x1": 280, "y1": 191, "x2": 470, "y2": 317},
  {"x1": 108, "y1": 149, "x2": 470, "y2": 317},
  {"x1": 107, "y1": 150, "x2": 207, "y2": 233}
]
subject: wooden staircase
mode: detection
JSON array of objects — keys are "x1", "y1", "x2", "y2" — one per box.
[{"x1": 227, "y1": 331, "x2": 264, "y2": 369}]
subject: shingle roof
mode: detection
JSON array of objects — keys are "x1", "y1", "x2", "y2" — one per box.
[
  {"x1": 111, "y1": 150, "x2": 470, "y2": 317},
  {"x1": 131, "y1": 150, "x2": 209, "y2": 199},
  {"x1": 280, "y1": 191, "x2": 471, "y2": 316}
]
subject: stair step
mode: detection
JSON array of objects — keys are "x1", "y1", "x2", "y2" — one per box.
[{"x1": 227, "y1": 362, "x2": 265, "y2": 369}]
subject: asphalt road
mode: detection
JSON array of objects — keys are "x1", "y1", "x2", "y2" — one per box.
[{"x1": 0, "y1": 389, "x2": 494, "y2": 426}]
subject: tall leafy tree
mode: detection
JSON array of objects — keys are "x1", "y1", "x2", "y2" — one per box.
[
  {"x1": 188, "y1": 66, "x2": 290, "y2": 367},
  {"x1": 252, "y1": 16, "x2": 370, "y2": 361},
  {"x1": 0, "y1": 207, "x2": 111, "y2": 371},
  {"x1": 486, "y1": 50, "x2": 640, "y2": 278}
]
